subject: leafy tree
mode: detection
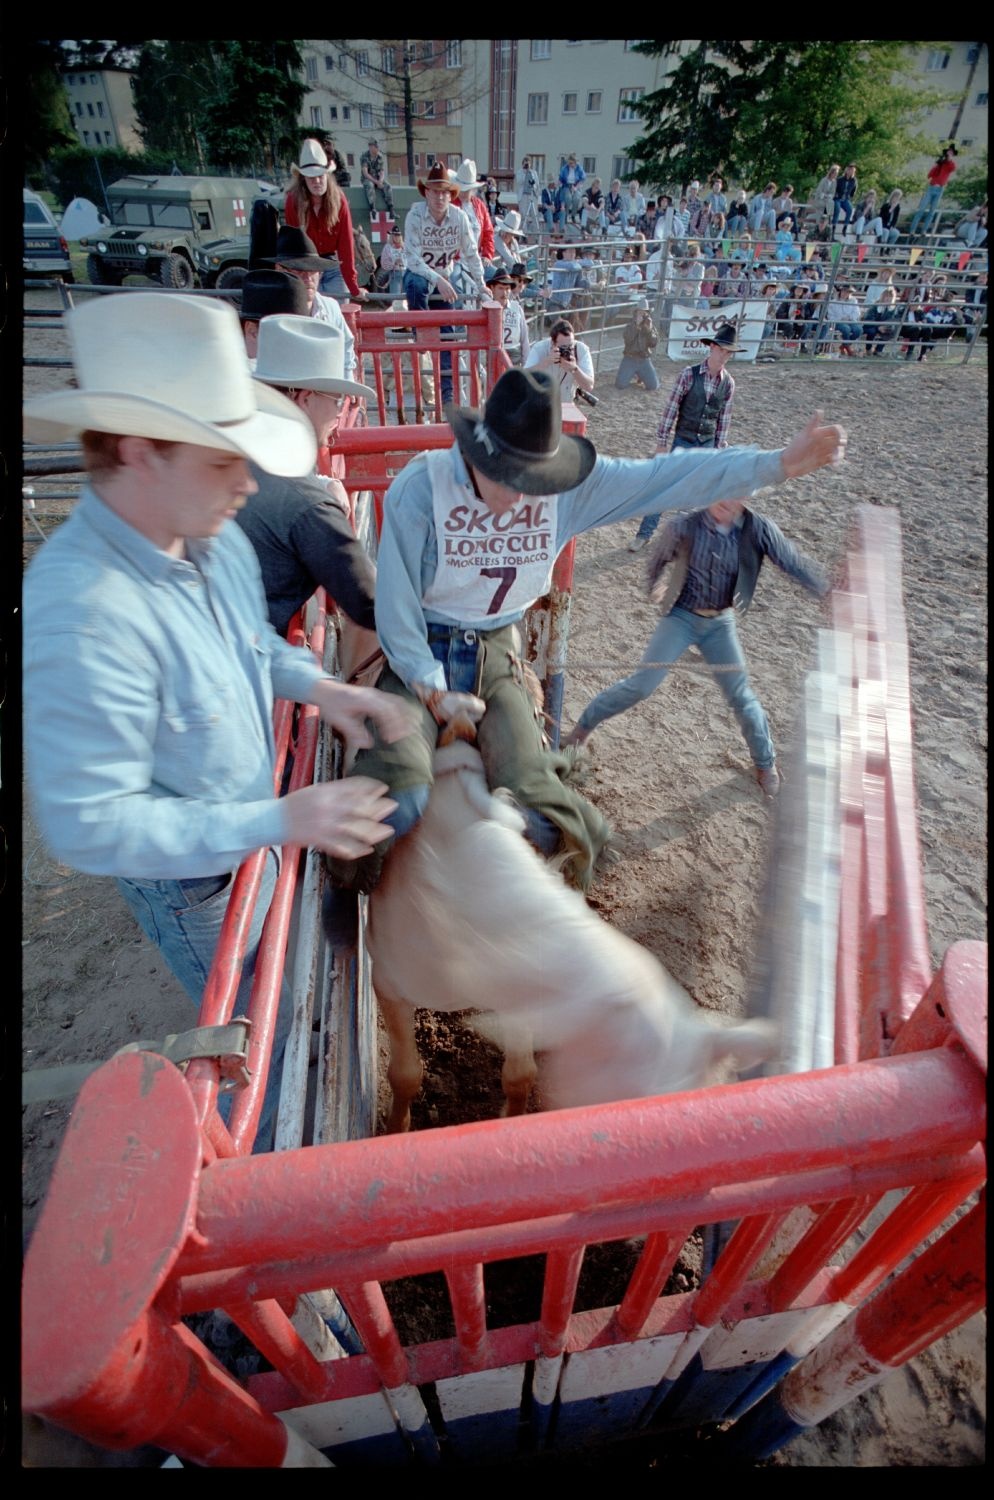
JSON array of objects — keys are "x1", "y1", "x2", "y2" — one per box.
[
  {"x1": 628, "y1": 41, "x2": 950, "y2": 201},
  {"x1": 23, "y1": 39, "x2": 77, "y2": 174},
  {"x1": 201, "y1": 42, "x2": 306, "y2": 174},
  {"x1": 948, "y1": 148, "x2": 987, "y2": 209}
]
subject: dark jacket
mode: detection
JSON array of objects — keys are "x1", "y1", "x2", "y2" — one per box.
[
  {"x1": 236, "y1": 465, "x2": 376, "y2": 637},
  {"x1": 647, "y1": 506, "x2": 829, "y2": 618}
]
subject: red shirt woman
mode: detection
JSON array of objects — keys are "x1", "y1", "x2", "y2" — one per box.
[{"x1": 285, "y1": 139, "x2": 365, "y2": 300}]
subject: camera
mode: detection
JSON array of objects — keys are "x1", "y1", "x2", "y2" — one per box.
[
  {"x1": 556, "y1": 342, "x2": 576, "y2": 360},
  {"x1": 575, "y1": 388, "x2": 599, "y2": 407}
]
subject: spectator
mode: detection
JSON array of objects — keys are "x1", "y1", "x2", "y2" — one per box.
[
  {"x1": 654, "y1": 194, "x2": 675, "y2": 242},
  {"x1": 730, "y1": 232, "x2": 755, "y2": 264},
  {"x1": 955, "y1": 202, "x2": 988, "y2": 248},
  {"x1": 671, "y1": 243, "x2": 706, "y2": 308},
  {"x1": 908, "y1": 143, "x2": 958, "y2": 237},
  {"x1": 853, "y1": 189, "x2": 879, "y2": 239},
  {"x1": 672, "y1": 196, "x2": 692, "y2": 240},
  {"x1": 376, "y1": 223, "x2": 406, "y2": 297},
  {"x1": 962, "y1": 268, "x2": 987, "y2": 324},
  {"x1": 352, "y1": 223, "x2": 377, "y2": 290},
  {"x1": 863, "y1": 285, "x2": 902, "y2": 355},
  {"x1": 749, "y1": 183, "x2": 777, "y2": 235},
  {"x1": 727, "y1": 190, "x2": 750, "y2": 236},
  {"x1": 807, "y1": 214, "x2": 833, "y2": 245},
  {"x1": 799, "y1": 285, "x2": 832, "y2": 354},
  {"x1": 581, "y1": 177, "x2": 607, "y2": 235},
  {"x1": 516, "y1": 156, "x2": 542, "y2": 237},
  {"x1": 483, "y1": 177, "x2": 503, "y2": 221},
  {"x1": 773, "y1": 185, "x2": 795, "y2": 225},
  {"x1": 705, "y1": 210, "x2": 727, "y2": 244},
  {"x1": 825, "y1": 281, "x2": 863, "y2": 354},
  {"x1": 318, "y1": 133, "x2": 350, "y2": 189},
  {"x1": 494, "y1": 210, "x2": 528, "y2": 269},
  {"x1": 615, "y1": 243, "x2": 645, "y2": 300},
  {"x1": 360, "y1": 139, "x2": 394, "y2": 216},
  {"x1": 775, "y1": 215, "x2": 802, "y2": 262},
  {"x1": 701, "y1": 263, "x2": 720, "y2": 300},
  {"x1": 862, "y1": 265, "x2": 895, "y2": 309},
  {"x1": 868, "y1": 189, "x2": 903, "y2": 245},
  {"x1": 485, "y1": 264, "x2": 530, "y2": 366},
  {"x1": 718, "y1": 261, "x2": 751, "y2": 304},
  {"x1": 454, "y1": 159, "x2": 495, "y2": 264},
  {"x1": 559, "y1": 154, "x2": 587, "y2": 225},
  {"x1": 685, "y1": 180, "x2": 707, "y2": 236},
  {"x1": 832, "y1": 163, "x2": 859, "y2": 235},
  {"x1": 541, "y1": 179, "x2": 559, "y2": 234},
  {"x1": 525, "y1": 316, "x2": 596, "y2": 402},
  {"x1": 615, "y1": 298, "x2": 660, "y2": 391},
  {"x1": 545, "y1": 245, "x2": 588, "y2": 316},
  {"x1": 605, "y1": 179, "x2": 626, "y2": 233},
  {"x1": 808, "y1": 164, "x2": 840, "y2": 224},
  {"x1": 285, "y1": 138, "x2": 366, "y2": 301},
  {"x1": 911, "y1": 289, "x2": 964, "y2": 360},
  {"x1": 624, "y1": 179, "x2": 647, "y2": 230}
]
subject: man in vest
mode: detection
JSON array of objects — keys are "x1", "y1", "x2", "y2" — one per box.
[
  {"x1": 324, "y1": 366, "x2": 846, "y2": 896},
  {"x1": 629, "y1": 322, "x2": 740, "y2": 551}
]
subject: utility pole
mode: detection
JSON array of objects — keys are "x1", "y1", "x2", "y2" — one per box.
[
  {"x1": 402, "y1": 42, "x2": 416, "y2": 185},
  {"x1": 949, "y1": 42, "x2": 984, "y2": 143}
]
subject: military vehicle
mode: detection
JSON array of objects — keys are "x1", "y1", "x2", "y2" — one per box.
[{"x1": 79, "y1": 175, "x2": 277, "y2": 289}]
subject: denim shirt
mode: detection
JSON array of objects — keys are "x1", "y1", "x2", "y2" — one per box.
[
  {"x1": 23, "y1": 488, "x2": 327, "y2": 878},
  {"x1": 374, "y1": 443, "x2": 787, "y2": 693}
]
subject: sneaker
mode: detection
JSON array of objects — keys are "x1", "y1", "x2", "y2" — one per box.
[
  {"x1": 628, "y1": 535, "x2": 650, "y2": 552},
  {"x1": 756, "y1": 765, "x2": 782, "y2": 799}
]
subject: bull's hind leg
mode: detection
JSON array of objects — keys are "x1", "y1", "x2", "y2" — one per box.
[{"x1": 375, "y1": 981, "x2": 423, "y2": 1133}]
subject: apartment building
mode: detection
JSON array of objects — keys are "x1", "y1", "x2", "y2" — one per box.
[{"x1": 62, "y1": 66, "x2": 142, "y2": 153}]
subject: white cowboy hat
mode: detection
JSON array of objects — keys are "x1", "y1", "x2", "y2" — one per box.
[
  {"x1": 453, "y1": 158, "x2": 487, "y2": 189},
  {"x1": 495, "y1": 211, "x2": 526, "y2": 237},
  {"x1": 292, "y1": 138, "x2": 330, "y2": 179},
  {"x1": 252, "y1": 315, "x2": 375, "y2": 400},
  {"x1": 22, "y1": 293, "x2": 315, "y2": 476}
]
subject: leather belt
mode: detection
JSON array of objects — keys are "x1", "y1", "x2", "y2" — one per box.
[{"x1": 691, "y1": 607, "x2": 725, "y2": 617}]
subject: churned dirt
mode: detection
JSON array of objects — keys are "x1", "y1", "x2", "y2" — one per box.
[{"x1": 20, "y1": 292, "x2": 985, "y2": 1465}]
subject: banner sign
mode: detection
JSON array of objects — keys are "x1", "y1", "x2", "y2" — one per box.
[{"x1": 666, "y1": 301, "x2": 768, "y2": 363}]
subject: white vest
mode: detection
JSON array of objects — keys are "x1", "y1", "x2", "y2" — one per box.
[{"x1": 421, "y1": 449, "x2": 559, "y2": 624}]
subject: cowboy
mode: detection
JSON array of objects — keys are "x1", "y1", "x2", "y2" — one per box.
[
  {"x1": 484, "y1": 264, "x2": 530, "y2": 366},
  {"x1": 236, "y1": 315, "x2": 379, "y2": 639},
  {"x1": 403, "y1": 162, "x2": 486, "y2": 404},
  {"x1": 238, "y1": 268, "x2": 309, "y2": 361},
  {"x1": 261, "y1": 225, "x2": 358, "y2": 381},
  {"x1": 453, "y1": 158, "x2": 495, "y2": 264},
  {"x1": 493, "y1": 210, "x2": 528, "y2": 269},
  {"x1": 629, "y1": 322, "x2": 741, "y2": 551},
  {"x1": 360, "y1": 138, "x2": 393, "y2": 214},
  {"x1": 325, "y1": 367, "x2": 846, "y2": 895},
  {"x1": 22, "y1": 294, "x2": 411, "y2": 1148}
]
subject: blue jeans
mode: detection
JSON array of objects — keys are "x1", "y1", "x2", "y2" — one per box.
[
  {"x1": 116, "y1": 848, "x2": 292, "y2": 1152},
  {"x1": 615, "y1": 356, "x2": 660, "y2": 390},
  {"x1": 575, "y1": 606, "x2": 775, "y2": 769},
  {"x1": 833, "y1": 321, "x2": 862, "y2": 342},
  {"x1": 909, "y1": 184, "x2": 945, "y2": 236},
  {"x1": 634, "y1": 438, "x2": 697, "y2": 542},
  {"x1": 832, "y1": 198, "x2": 855, "y2": 230},
  {"x1": 403, "y1": 270, "x2": 455, "y2": 404},
  {"x1": 750, "y1": 209, "x2": 775, "y2": 234},
  {"x1": 319, "y1": 266, "x2": 348, "y2": 297}
]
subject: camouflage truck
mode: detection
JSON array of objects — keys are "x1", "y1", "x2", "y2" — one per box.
[
  {"x1": 79, "y1": 175, "x2": 277, "y2": 289},
  {"x1": 194, "y1": 186, "x2": 423, "y2": 289}
]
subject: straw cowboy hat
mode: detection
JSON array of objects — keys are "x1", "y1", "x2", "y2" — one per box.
[
  {"x1": 417, "y1": 162, "x2": 462, "y2": 198},
  {"x1": 446, "y1": 368, "x2": 595, "y2": 496},
  {"x1": 252, "y1": 315, "x2": 376, "y2": 400},
  {"x1": 453, "y1": 158, "x2": 487, "y2": 190},
  {"x1": 238, "y1": 269, "x2": 309, "y2": 322},
  {"x1": 701, "y1": 322, "x2": 745, "y2": 352},
  {"x1": 292, "y1": 137, "x2": 331, "y2": 180},
  {"x1": 495, "y1": 210, "x2": 526, "y2": 238},
  {"x1": 22, "y1": 293, "x2": 315, "y2": 476},
  {"x1": 261, "y1": 225, "x2": 336, "y2": 271}
]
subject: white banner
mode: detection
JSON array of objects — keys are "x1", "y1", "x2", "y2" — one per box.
[{"x1": 666, "y1": 302, "x2": 768, "y2": 364}]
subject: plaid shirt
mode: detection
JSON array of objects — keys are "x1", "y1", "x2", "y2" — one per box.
[{"x1": 656, "y1": 362, "x2": 734, "y2": 450}]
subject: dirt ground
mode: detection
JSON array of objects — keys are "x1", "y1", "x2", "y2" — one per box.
[{"x1": 20, "y1": 298, "x2": 986, "y2": 1465}]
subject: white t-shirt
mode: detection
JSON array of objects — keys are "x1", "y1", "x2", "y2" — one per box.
[{"x1": 524, "y1": 337, "x2": 594, "y2": 403}]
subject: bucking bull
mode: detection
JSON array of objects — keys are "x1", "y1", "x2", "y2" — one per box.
[{"x1": 365, "y1": 729, "x2": 778, "y2": 1132}]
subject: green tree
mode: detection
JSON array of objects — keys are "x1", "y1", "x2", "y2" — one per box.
[
  {"x1": 629, "y1": 41, "x2": 950, "y2": 200},
  {"x1": 23, "y1": 39, "x2": 76, "y2": 175},
  {"x1": 201, "y1": 41, "x2": 306, "y2": 174}
]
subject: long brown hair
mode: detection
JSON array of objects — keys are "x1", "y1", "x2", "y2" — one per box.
[{"x1": 288, "y1": 172, "x2": 344, "y2": 233}]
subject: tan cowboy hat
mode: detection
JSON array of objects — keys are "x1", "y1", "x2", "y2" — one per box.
[
  {"x1": 252, "y1": 315, "x2": 375, "y2": 400},
  {"x1": 453, "y1": 158, "x2": 487, "y2": 189},
  {"x1": 292, "y1": 138, "x2": 331, "y2": 179},
  {"x1": 417, "y1": 162, "x2": 461, "y2": 199},
  {"x1": 23, "y1": 293, "x2": 315, "y2": 476}
]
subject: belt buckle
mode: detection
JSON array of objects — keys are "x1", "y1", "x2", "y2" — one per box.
[{"x1": 463, "y1": 629, "x2": 478, "y2": 645}]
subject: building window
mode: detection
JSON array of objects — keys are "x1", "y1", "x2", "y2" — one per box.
[
  {"x1": 414, "y1": 153, "x2": 421, "y2": 168},
  {"x1": 359, "y1": 104, "x2": 374, "y2": 130},
  {"x1": 75, "y1": 102, "x2": 84, "y2": 116},
  {"x1": 310, "y1": 105, "x2": 323, "y2": 127},
  {"x1": 925, "y1": 49, "x2": 951, "y2": 71},
  {"x1": 354, "y1": 50, "x2": 369, "y2": 78},
  {"x1": 448, "y1": 153, "x2": 461, "y2": 168},
  {"x1": 618, "y1": 88, "x2": 645, "y2": 123},
  {"x1": 342, "y1": 106, "x2": 351, "y2": 120},
  {"x1": 339, "y1": 53, "x2": 349, "y2": 72},
  {"x1": 347, "y1": 153, "x2": 355, "y2": 166},
  {"x1": 325, "y1": 54, "x2": 334, "y2": 71},
  {"x1": 527, "y1": 92, "x2": 549, "y2": 125},
  {"x1": 381, "y1": 47, "x2": 395, "y2": 75},
  {"x1": 328, "y1": 106, "x2": 338, "y2": 120},
  {"x1": 960, "y1": 137, "x2": 975, "y2": 147},
  {"x1": 583, "y1": 157, "x2": 596, "y2": 174},
  {"x1": 385, "y1": 101, "x2": 400, "y2": 128},
  {"x1": 67, "y1": 74, "x2": 75, "y2": 85},
  {"x1": 612, "y1": 155, "x2": 637, "y2": 181},
  {"x1": 446, "y1": 40, "x2": 462, "y2": 68},
  {"x1": 530, "y1": 40, "x2": 551, "y2": 61},
  {"x1": 306, "y1": 56, "x2": 317, "y2": 83},
  {"x1": 89, "y1": 73, "x2": 97, "y2": 84},
  {"x1": 966, "y1": 45, "x2": 980, "y2": 64},
  {"x1": 446, "y1": 97, "x2": 462, "y2": 125},
  {"x1": 87, "y1": 102, "x2": 95, "y2": 116},
  {"x1": 975, "y1": 92, "x2": 988, "y2": 106},
  {"x1": 529, "y1": 154, "x2": 545, "y2": 180},
  {"x1": 97, "y1": 101, "x2": 105, "y2": 117},
  {"x1": 423, "y1": 98, "x2": 435, "y2": 120},
  {"x1": 83, "y1": 130, "x2": 90, "y2": 144},
  {"x1": 586, "y1": 91, "x2": 602, "y2": 113},
  {"x1": 104, "y1": 131, "x2": 113, "y2": 144},
  {"x1": 562, "y1": 92, "x2": 577, "y2": 114}
]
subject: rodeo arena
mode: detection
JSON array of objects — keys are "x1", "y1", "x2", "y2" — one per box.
[{"x1": 20, "y1": 145, "x2": 987, "y2": 1468}]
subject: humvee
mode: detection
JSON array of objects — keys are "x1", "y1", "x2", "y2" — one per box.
[{"x1": 79, "y1": 175, "x2": 277, "y2": 289}]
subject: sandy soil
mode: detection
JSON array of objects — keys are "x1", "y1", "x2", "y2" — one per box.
[{"x1": 20, "y1": 298, "x2": 986, "y2": 1465}]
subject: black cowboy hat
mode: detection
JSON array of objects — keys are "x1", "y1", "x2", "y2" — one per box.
[
  {"x1": 446, "y1": 368, "x2": 596, "y2": 496},
  {"x1": 701, "y1": 322, "x2": 745, "y2": 352},
  {"x1": 238, "y1": 269, "x2": 310, "y2": 322},
  {"x1": 484, "y1": 264, "x2": 516, "y2": 286},
  {"x1": 261, "y1": 225, "x2": 336, "y2": 271},
  {"x1": 510, "y1": 261, "x2": 534, "y2": 283}
]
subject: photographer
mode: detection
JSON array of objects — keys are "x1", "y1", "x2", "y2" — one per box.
[
  {"x1": 909, "y1": 143, "x2": 958, "y2": 237},
  {"x1": 615, "y1": 298, "x2": 660, "y2": 391},
  {"x1": 525, "y1": 317, "x2": 596, "y2": 403}
]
